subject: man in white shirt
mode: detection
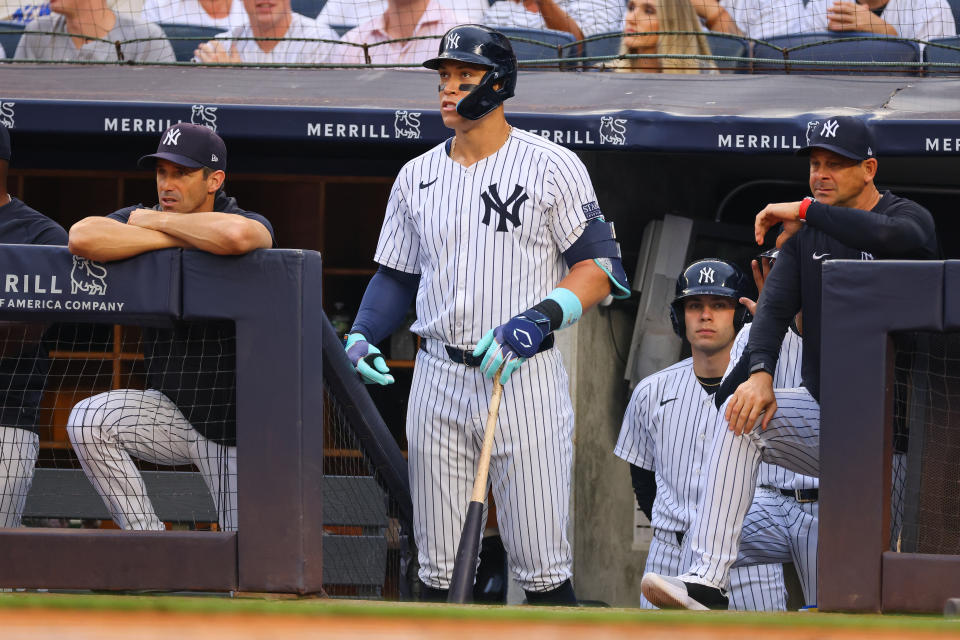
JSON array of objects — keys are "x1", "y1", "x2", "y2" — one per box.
[
  {"x1": 483, "y1": 0, "x2": 624, "y2": 38},
  {"x1": 318, "y1": 0, "x2": 485, "y2": 30},
  {"x1": 335, "y1": 0, "x2": 458, "y2": 65},
  {"x1": 195, "y1": 0, "x2": 339, "y2": 63},
  {"x1": 719, "y1": 0, "x2": 815, "y2": 39},
  {"x1": 808, "y1": 0, "x2": 956, "y2": 42}
]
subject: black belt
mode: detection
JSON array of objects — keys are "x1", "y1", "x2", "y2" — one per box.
[
  {"x1": 780, "y1": 488, "x2": 819, "y2": 503},
  {"x1": 421, "y1": 334, "x2": 555, "y2": 367}
]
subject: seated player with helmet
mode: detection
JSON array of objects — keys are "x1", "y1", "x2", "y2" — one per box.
[
  {"x1": 642, "y1": 115, "x2": 938, "y2": 610},
  {"x1": 343, "y1": 24, "x2": 630, "y2": 605},
  {"x1": 616, "y1": 258, "x2": 787, "y2": 611},
  {"x1": 0, "y1": 124, "x2": 68, "y2": 528},
  {"x1": 66, "y1": 123, "x2": 275, "y2": 532}
]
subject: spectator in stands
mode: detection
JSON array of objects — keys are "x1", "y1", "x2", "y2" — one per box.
[
  {"x1": 690, "y1": 0, "x2": 739, "y2": 33},
  {"x1": 13, "y1": 0, "x2": 175, "y2": 62},
  {"x1": 142, "y1": 0, "x2": 248, "y2": 31},
  {"x1": 0, "y1": 125, "x2": 67, "y2": 528},
  {"x1": 811, "y1": 0, "x2": 956, "y2": 42},
  {"x1": 336, "y1": 0, "x2": 458, "y2": 65},
  {"x1": 194, "y1": 0, "x2": 339, "y2": 63},
  {"x1": 66, "y1": 124, "x2": 275, "y2": 533},
  {"x1": 483, "y1": 0, "x2": 624, "y2": 38},
  {"x1": 718, "y1": 0, "x2": 814, "y2": 39},
  {"x1": 318, "y1": 0, "x2": 486, "y2": 30},
  {"x1": 608, "y1": 0, "x2": 717, "y2": 73}
]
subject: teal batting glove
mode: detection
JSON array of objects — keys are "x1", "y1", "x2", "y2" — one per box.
[{"x1": 345, "y1": 332, "x2": 395, "y2": 386}]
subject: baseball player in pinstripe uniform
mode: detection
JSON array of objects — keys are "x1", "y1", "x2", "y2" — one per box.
[
  {"x1": 0, "y1": 124, "x2": 68, "y2": 527},
  {"x1": 642, "y1": 116, "x2": 939, "y2": 610},
  {"x1": 343, "y1": 25, "x2": 630, "y2": 604},
  {"x1": 66, "y1": 124, "x2": 275, "y2": 532},
  {"x1": 616, "y1": 258, "x2": 787, "y2": 611}
]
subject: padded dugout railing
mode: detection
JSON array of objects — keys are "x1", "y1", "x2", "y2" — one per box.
[
  {"x1": 820, "y1": 260, "x2": 960, "y2": 612},
  {"x1": 0, "y1": 245, "x2": 324, "y2": 593}
]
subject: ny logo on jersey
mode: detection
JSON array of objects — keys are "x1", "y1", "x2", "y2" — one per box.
[
  {"x1": 163, "y1": 127, "x2": 182, "y2": 146},
  {"x1": 861, "y1": 251, "x2": 875, "y2": 260},
  {"x1": 820, "y1": 120, "x2": 839, "y2": 138},
  {"x1": 699, "y1": 267, "x2": 716, "y2": 284},
  {"x1": 446, "y1": 32, "x2": 461, "y2": 49},
  {"x1": 480, "y1": 183, "x2": 528, "y2": 232}
]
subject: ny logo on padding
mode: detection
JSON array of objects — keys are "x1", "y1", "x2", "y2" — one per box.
[
  {"x1": 481, "y1": 184, "x2": 528, "y2": 232},
  {"x1": 699, "y1": 267, "x2": 715, "y2": 284},
  {"x1": 820, "y1": 120, "x2": 839, "y2": 138},
  {"x1": 861, "y1": 251, "x2": 875, "y2": 261},
  {"x1": 446, "y1": 32, "x2": 461, "y2": 49},
  {"x1": 163, "y1": 128, "x2": 182, "y2": 146}
]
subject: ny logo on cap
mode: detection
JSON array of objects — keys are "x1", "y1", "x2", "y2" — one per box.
[
  {"x1": 163, "y1": 128, "x2": 182, "y2": 146},
  {"x1": 699, "y1": 267, "x2": 715, "y2": 284},
  {"x1": 446, "y1": 32, "x2": 461, "y2": 49},
  {"x1": 820, "y1": 120, "x2": 839, "y2": 138}
]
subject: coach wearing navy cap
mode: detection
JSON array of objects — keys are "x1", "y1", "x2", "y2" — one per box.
[
  {"x1": 65, "y1": 123, "x2": 276, "y2": 534},
  {"x1": 0, "y1": 125, "x2": 67, "y2": 530},
  {"x1": 640, "y1": 114, "x2": 939, "y2": 610}
]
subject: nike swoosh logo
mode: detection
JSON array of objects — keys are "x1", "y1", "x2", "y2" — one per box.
[
  {"x1": 660, "y1": 398, "x2": 677, "y2": 407},
  {"x1": 812, "y1": 252, "x2": 831, "y2": 260},
  {"x1": 419, "y1": 177, "x2": 438, "y2": 189}
]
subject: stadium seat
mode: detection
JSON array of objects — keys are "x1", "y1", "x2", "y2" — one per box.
[
  {"x1": 924, "y1": 36, "x2": 960, "y2": 76},
  {"x1": 291, "y1": 0, "x2": 327, "y2": 19},
  {"x1": 752, "y1": 32, "x2": 921, "y2": 76},
  {"x1": 577, "y1": 31, "x2": 748, "y2": 73},
  {"x1": 0, "y1": 20, "x2": 25, "y2": 58},
  {"x1": 950, "y1": 0, "x2": 960, "y2": 33},
  {"x1": 704, "y1": 33, "x2": 748, "y2": 73},
  {"x1": 495, "y1": 26, "x2": 575, "y2": 66},
  {"x1": 158, "y1": 22, "x2": 227, "y2": 62}
]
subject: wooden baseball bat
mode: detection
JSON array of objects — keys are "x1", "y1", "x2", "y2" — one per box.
[{"x1": 447, "y1": 373, "x2": 504, "y2": 604}]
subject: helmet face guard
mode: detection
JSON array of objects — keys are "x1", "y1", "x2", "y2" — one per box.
[
  {"x1": 669, "y1": 258, "x2": 752, "y2": 339},
  {"x1": 423, "y1": 25, "x2": 518, "y2": 121}
]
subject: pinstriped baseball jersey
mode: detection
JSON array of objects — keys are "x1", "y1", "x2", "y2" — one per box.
[
  {"x1": 373, "y1": 127, "x2": 599, "y2": 349},
  {"x1": 729, "y1": 323, "x2": 818, "y2": 492},
  {"x1": 615, "y1": 358, "x2": 716, "y2": 534},
  {"x1": 616, "y1": 357, "x2": 786, "y2": 610}
]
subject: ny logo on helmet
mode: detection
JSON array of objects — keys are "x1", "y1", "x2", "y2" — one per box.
[
  {"x1": 163, "y1": 128, "x2": 182, "y2": 146},
  {"x1": 446, "y1": 32, "x2": 461, "y2": 49},
  {"x1": 699, "y1": 267, "x2": 715, "y2": 284},
  {"x1": 480, "y1": 183, "x2": 528, "y2": 232}
]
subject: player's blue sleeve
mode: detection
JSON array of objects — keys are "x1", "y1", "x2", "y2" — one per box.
[
  {"x1": 349, "y1": 265, "x2": 419, "y2": 345},
  {"x1": 562, "y1": 219, "x2": 631, "y2": 299}
]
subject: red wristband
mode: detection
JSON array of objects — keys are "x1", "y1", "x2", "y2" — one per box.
[{"x1": 798, "y1": 197, "x2": 814, "y2": 221}]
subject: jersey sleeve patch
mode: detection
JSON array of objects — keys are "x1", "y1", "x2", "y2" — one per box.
[{"x1": 582, "y1": 201, "x2": 603, "y2": 220}]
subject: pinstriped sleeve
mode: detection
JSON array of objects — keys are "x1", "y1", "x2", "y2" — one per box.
[
  {"x1": 373, "y1": 169, "x2": 422, "y2": 275},
  {"x1": 546, "y1": 150, "x2": 601, "y2": 253},
  {"x1": 615, "y1": 377, "x2": 656, "y2": 470}
]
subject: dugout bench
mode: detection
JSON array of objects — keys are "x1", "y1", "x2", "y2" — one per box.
[
  {"x1": 22, "y1": 469, "x2": 390, "y2": 596},
  {"x1": 0, "y1": 245, "x2": 331, "y2": 593}
]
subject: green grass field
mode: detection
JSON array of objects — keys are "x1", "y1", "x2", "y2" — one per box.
[{"x1": 1, "y1": 592, "x2": 959, "y2": 634}]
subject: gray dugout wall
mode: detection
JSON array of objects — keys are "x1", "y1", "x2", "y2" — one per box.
[{"x1": 0, "y1": 245, "x2": 324, "y2": 593}]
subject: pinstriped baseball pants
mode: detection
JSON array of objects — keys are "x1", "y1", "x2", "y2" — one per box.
[
  {"x1": 643, "y1": 528, "x2": 787, "y2": 610},
  {"x1": 66, "y1": 389, "x2": 237, "y2": 531},
  {"x1": 687, "y1": 387, "x2": 820, "y2": 594},
  {"x1": 409, "y1": 342, "x2": 573, "y2": 593},
  {"x1": 0, "y1": 425, "x2": 39, "y2": 528}
]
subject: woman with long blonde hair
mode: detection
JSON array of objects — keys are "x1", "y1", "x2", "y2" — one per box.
[{"x1": 612, "y1": 0, "x2": 716, "y2": 73}]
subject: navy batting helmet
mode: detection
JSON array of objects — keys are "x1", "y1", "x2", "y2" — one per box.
[
  {"x1": 423, "y1": 25, "x2": 517, "y2": 121},
  {"x1": 670, "y1": 258, "x2": 751, "y2": 339}
]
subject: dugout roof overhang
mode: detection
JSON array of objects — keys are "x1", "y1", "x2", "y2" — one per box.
[{"x1": 1, "y1": 65, "x2": 959, "y2": 156}]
